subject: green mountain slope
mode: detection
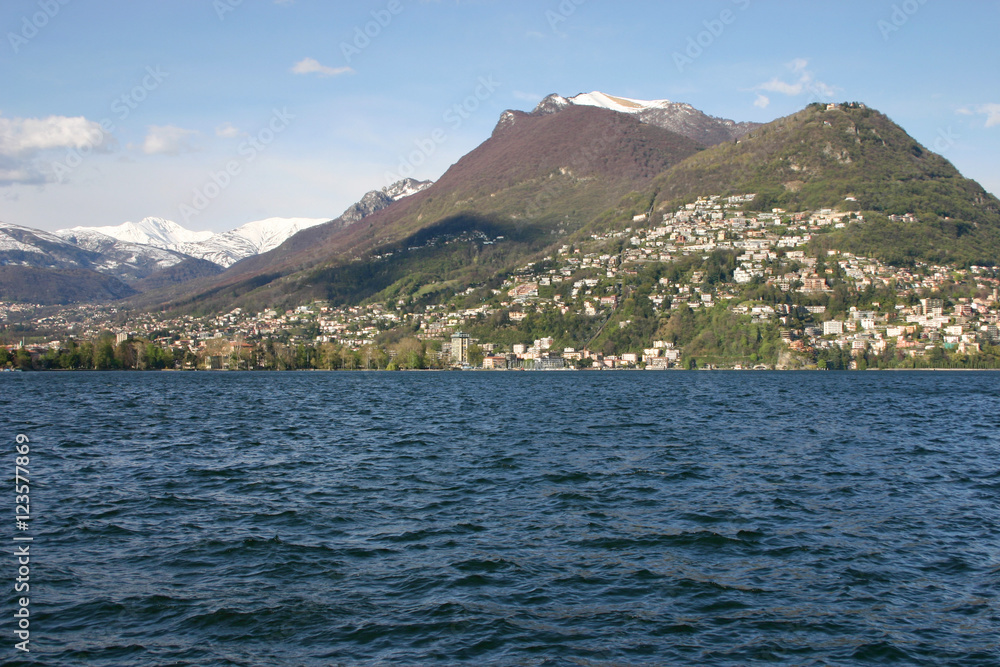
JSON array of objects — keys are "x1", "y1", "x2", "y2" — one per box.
[{"x1": 648, "y1": 103, "x2": 1000, "y2": 266}]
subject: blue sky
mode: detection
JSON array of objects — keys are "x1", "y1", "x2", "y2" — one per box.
[{"x1": 2, "y1": 0, "x2": 998, "y2": 233}]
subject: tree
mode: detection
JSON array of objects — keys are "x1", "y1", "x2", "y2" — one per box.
[
  {"x1": 468, "y1": 344, "x2": 485, "y2": 368},
  {"x1": 14, "y1": 348, "x2": 33, "y2": 371},
  {"x1": 392, "y1": 338, "x2": 425, "y2": 369},
  {"x1": 341, "y1": 347, "x2": 360, "y2": 370},
  {"x1": 94, "y1": 338, "x2": 117, "y2": 370},
  {"x1": 116, "y1": 341, "x2": 136, "y2": 369}
]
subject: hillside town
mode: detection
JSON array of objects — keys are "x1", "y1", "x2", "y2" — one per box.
[{"x1": 3, "y1": 194, "x2": 999, "y2": 371}]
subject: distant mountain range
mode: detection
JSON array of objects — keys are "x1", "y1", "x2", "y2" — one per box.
[
  {"x1": 0, "y1": 178, "x2": 431, "y2": 303},
  {"x1": 2, "y1": 90, "x2": 998, "y2": 310},
  {"x1": 57, "y1": 216, "x2": 336, "y2": 268}
]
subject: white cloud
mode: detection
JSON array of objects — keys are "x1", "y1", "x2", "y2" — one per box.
[
  {"x1": 140, "y1": 125, "x2": 199, "y2": 155},
  {"x1": 291, "y1": 57, "x2": 354, "y2": 78},
  {"x1": 789, "y1": 58, "x2": 809, "y2": 74},
  {"x1": 758, "y1": 79, "x2": 803, "y2": 96},
  {"x1": 753, "y1": 94, "x2": 770, "y2": 109},
  {"x1": 960, "y1": 103, "x2": 1000, "y2": 128},
  {"x1": 215, "y1": 122, "x2": 242, "y2": 139},
  {"x1": 0, "y1": 113, "x2": 113, "y2": 185},
  {"x1": 755, "y1": 59, "x2": 836, "y2": 101},
  {"x1": 0, "y1": 114, "x2": 108, "y2": 157}
]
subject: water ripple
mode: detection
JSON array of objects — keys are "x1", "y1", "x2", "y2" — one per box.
[{"x1": 3, "y1": 370, "x2": 999, "y2": 665}]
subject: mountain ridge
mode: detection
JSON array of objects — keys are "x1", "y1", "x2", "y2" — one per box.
[
  {"x1": 4, "y1": 95, "x2": 998, "y2": 309},
  {"x1": 533, "y1": 90, "x2": 760, "y2": 146},
  {"x1": 0, "y1": 178, "x2": 432, "y2": 303},
  {"x1": 130, "y1": 102, "x2": 728, "y2": 312}
]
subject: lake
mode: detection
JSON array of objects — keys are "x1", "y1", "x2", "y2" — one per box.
[{"x1": 2, "y1": 371, "x2": 999, "y2": 665}]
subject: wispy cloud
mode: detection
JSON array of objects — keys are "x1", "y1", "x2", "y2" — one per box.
[
  {"x1": 755, "y1": 58, "x2": 836, "y2": 101},
  {"x1": 291, "y1": 57, "x2": 354, "y2": 78},
  {"x1": 753, "y1": 94, "x2": 770, "y2": 109},
  {"x1": 215, "y1": 122, "x2": 242, "y2": 139},
  {"x1": 0, "y1": 113, "x2": 112, "y2": 185},
  {"x1": 958, "y1": 103, "x2": 1000, "y2": 128},
  {"x1": 140, "y1": 125, "x2": 199, "y2": 155},
  {"x1": 0, "y1": 114, "x2": 107, "y2": 156}
]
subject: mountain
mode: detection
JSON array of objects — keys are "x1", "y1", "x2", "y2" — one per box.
[
  {"x1": 2, "y1": 222, "x2": 102, "y2": 268},
  {"x1": 54, "y1": 179, "x2": 432, "y2": 270},
  {"x1": 137, "y1": 101, "x2": 708, "y2": 313},
  {"x1": 59, "y1": 216, "x2": 331, "y2": 269},
  {"x1": 62, "y1": 217, "x2": 214, "y2": 247},
  {"x1": 535, "y1": 91, "x2": 759, "y2": 145},
  {"x1": 646, "y1": 102, "x2": 1000, "y2": 266},
  {"x1": 0, "y1": 222, "x2": 219, "y2": 304},
  {"x1": 1, "y1": 221, "x2": 208, "y2": 282},
  {"x1": 13, "y1": 93, "x2": 999, "y2": 310},
  {"x1": 172, "y1": 217, "x2": 333, "y2": 267},
  {"x1": 383, "y1": 178, "x2": 433, "y2": 200},
  {"x1": 150, "y1": 95, "x2": 1000, "y2": 315},
  {"x1": 0, "y1": 178, "x2": 434, "y2": 304},
  {"x1": 338, "y1": 179, "x2": 432, "y2": 226},
  {"x1": 0, "y1": 266, "x2": 136, "y2": 304}
]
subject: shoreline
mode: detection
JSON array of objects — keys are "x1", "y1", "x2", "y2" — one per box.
[{"x1": 4, "y1": 367, "x2": 1000, "y2": 374}]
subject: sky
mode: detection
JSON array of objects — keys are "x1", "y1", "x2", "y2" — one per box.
[{"x1": 1, "y1": 0, "x2": 998, "y2": 234}]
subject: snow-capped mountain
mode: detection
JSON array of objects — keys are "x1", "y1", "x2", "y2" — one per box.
[
  {"x1": 57, "y1": 216, "x2": 331, "y2": 269},
  {"x1": 541, "y1": 91, "x2": 677, "y2": 115},
  {"x1": 2, "y1": 220, "x2": 211, "y2": 282},
  {"x1": 339, "y1": 179, "x2": 433, "y2": 227},
  {"x1": 534, "y1": 91, "x2": 758, "y2": 146},
  {"x1": 0, "y1": 222, "x2": 72, "y2": 256},
  {"x1": 384, "y1": 178, "x2": 433, "y2": 200},
  {"x1": 53, "y1": 179, "x2": 434, "y2": 270},
  {"x1": 50, "y1": 228, "x2": 192, "y2": 272},
  {"x1": 178, "y1": 217, "x2": 332, "y2": 268},
  {"x1": 0, "y1": 220, "x2": 228, "y2": 304},
  {"x1": 0, "y1": 178, "x2": 437, "y2": 303},
  {"x1": 63, "y1": 217, "x2": 214, "y2": 248}
]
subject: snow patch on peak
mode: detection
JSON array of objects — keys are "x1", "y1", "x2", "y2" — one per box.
[
  {"x1": 383, "y1": 178, "x2": 432, "y2": 200},
  {"x1": 567, "y1": 91, "x2": 674, "y2": 114},
  {"x1": 63, "y1": 217, "x2": 214, "y2": 247},
  {"x1": 532, "y1": 94, "x2": 573, "y2": 116},
  {"x1": 225, "y1": 217, "x2": 330, "y2": 255},
  {"x1": 530, "y1": 91, "x2": 758, "y2": 146},
  {"x1": 0, "y1": 222, "x2": 74, "y2": 254}
]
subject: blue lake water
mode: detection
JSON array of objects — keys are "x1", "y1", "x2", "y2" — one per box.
[{"x1": 2, "y1": 370, "x2": 999, "y2": 665}]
